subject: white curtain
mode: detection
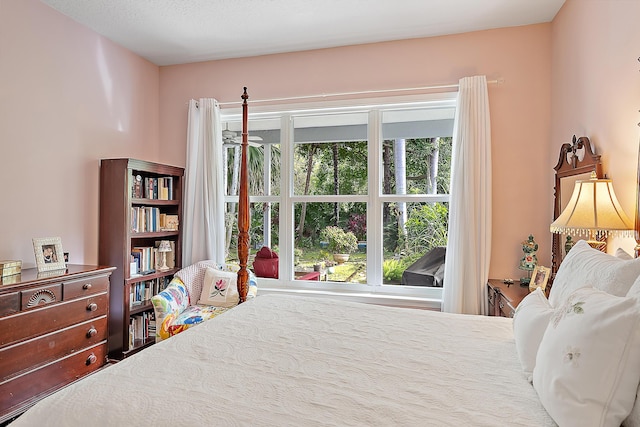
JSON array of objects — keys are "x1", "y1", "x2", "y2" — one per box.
[
  {"x1": 183, "y1": 98, "x2": 225, "y2": 266},
  {"x1": 442, "y1": 76, "x2": 492, "y2": 315}
]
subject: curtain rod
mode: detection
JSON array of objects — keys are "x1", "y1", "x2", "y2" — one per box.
[{"x1": 217, "y1": 78, "x2": 503, "y2": 107}]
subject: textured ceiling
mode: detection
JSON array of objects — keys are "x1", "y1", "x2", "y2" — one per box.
[{"x1": 40, "y1": 0, "x2": 566, "y2": 66}]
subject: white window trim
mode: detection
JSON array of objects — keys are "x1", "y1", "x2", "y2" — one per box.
[{"x1": 221, "y1": 92, "x2": 457, "y2": 309}]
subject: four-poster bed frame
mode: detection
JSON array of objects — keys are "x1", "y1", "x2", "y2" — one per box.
[
  {"x1": 236, "y1": 87, "x2": 250, "y2": 302},
  {"x1": 9, "y1": 90, "x2": 640, "y2": 427}
]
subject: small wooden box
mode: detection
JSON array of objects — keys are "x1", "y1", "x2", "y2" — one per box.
[{"x1": 0, "y1": 261, "x2": 22, "y2": 277}]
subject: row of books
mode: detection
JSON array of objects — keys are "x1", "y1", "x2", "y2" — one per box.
[
  {"x1": 132, "y1": 175, "x2": 174, "y2": 200},
  {"x1": 129, "y1": 311, "x2": 155, "y2": 349},
  {"x1": 130, "y1": 241, "x2": 176, "y2": 277},
  {"x1": 131, "y1": 246, "x2": 155, "y2": 275},
  {"x1": 129, "y1": 277, "x2": 171, "y2": 308},
  {"x1": 131, "y1": 207, "x2": 178, "y2": 233}
]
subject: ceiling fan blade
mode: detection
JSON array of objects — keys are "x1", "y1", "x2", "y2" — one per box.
[{"x1": 233, "y1": 135, "x2": 263, "y2": 142}]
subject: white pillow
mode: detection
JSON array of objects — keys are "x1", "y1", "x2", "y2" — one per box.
[
  {"x1": 625, "y1": 276, "x2": 640, "y2": 427},
  {"x1": 549, "y1": 239, "x2": 640, "y2": 307},
  {"x1": 533, "y1": 287, "x2": 640, "y2": 427},
  {"x1": 616, "y1": 247, "x2": 634, "y2": 260},
  {"x1": 625, "y1": 401, "x2": 640, "y2": 427},
  {"x1": 512, "y1": 288, "x2": 554, "y2": 379},
  {"x1": 198, "y1": 267, "x2": 240, "y2": 308},
  {"x1": 626, "y1": 275, "x2": 640, "y2": 299}
]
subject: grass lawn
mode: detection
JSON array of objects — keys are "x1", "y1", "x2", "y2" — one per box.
[{"x1": 296, "y1": 248, "x2": 367, "y2": 283}]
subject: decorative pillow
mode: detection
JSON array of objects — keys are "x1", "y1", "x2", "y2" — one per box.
[
  {"x1": 175, "y1": 260, "x2": 226, "y2": 303},
  {"x1": 625, "y1": 401, "x2": 640, "y2": 427},
  {"x1": 198, "y1": 267, "x2": 240, "y2": 308},
  {"x1": 616, "y1": 247, "x2": 634, "y2": 260},
  {"x1": 625, "y1": 275, "x2": 640, "y2": 427},
  {"x1": 512, "y1": 288, "x2": 554, "y2": 379},
  {"x1": 548, "y1": 239, "x2": 640, "y2": 307},
  {"x1": 176, "y1": 261, "x2": 259, "y2": 303},
  {"x1": 533, "y1": 287, "x2": 640, "y2": 427},
  {"x1": 626, "y1": 274, "x2": 640, "y2": 299}
]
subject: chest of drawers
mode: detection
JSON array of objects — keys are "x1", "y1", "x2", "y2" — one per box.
[
  {"x1": 487, "y1": 279, "x2": 530, "y2": 318},
  {"x1": 0, "y1": 265, "x2": 114, "y2": 423}
]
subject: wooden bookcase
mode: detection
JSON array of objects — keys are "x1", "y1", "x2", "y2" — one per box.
[{"x1": 99, "y1": 158, "x2": 184, "y2": 359}]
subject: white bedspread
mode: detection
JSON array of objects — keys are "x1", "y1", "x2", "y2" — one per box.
[{"x1": 13, "y1": 294, "x2": 554, "y2": 426}]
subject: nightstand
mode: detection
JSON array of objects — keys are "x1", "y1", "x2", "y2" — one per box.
[{"x1": 487, "y1": 279, "x2": 530, "y2": 318}]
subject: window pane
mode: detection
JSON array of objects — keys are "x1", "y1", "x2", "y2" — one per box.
[
  {"x1": 223, "y1": 119, "x2": 281, "y2": 197},
  {"x1": 382, "y1": 201, "x2": 448, "y2": 286},
  {"x1": 294, "y1": 202, "x2": 367, "y2": 284},
  {"x1": 293, "y1": 113, "x2": 368, "y2": 196},
  {"x1": 381, "y1": 108, "x2": 453, "y2": 195},
  {"x1": 225, "y1": 202, "x2": 279, "y2": 262}
]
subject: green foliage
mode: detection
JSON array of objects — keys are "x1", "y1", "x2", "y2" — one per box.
[
  {"x1": 405, "y1": 203, "x2": 449, "y2": 255},
  {"x1": 312, "y1": 141, "x2": 368, "y2": 196},
  {"x1": 320, "y1": 226, "x2": 358, "y2": 254},
  {"x1": 382, "y1": 259, "x2": 405, "y2": 282}
]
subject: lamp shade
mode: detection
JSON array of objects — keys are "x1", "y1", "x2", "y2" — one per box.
[
  {"x1": 158, "y1": 240, "x2": 172, "y2": 253},
  {"x1": 550, "y1": 177, "x2": 633, "y2": 239}
]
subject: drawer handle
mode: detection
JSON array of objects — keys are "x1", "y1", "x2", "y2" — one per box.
[
  {"x1": 86, "y1": 327, "x2": 98, "y2": 338},
  {"x1": 499, "y1": 301, "x2": 505, "y2": 309},
  {"x1": 86, "y1": 353, "x2": 97, "y2": 366},
  {"x1": 87, "y1": 303, "x2": 98, "y2": 312},
  {"x1": 82, "y1": 283, "x2": 92, "y2": 290}
]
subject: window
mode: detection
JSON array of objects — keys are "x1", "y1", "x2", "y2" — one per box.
[{"x1": 222, "y1": 93, "x2": 456, "y2": 302}]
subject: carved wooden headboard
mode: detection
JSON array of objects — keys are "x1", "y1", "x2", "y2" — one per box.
[{"x1": 551, "y1": 136, "x2": 603, "y2": 279}]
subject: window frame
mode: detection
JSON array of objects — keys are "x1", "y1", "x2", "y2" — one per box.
[{"x1": 221, "y1": 92, "x2": 457, "y2": 307}]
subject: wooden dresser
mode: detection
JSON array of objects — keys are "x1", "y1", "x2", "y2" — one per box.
[
  {"x1": 487, "y1": 279, "x2": 530, "y2": 318},
  {"x1": 0, "y1": 265, "x2": 115, "y2": 423}
]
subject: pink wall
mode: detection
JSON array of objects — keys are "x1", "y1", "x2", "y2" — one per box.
[
  {"x1": 160, "y1": 25, "x2": 553, "y2": 280},
  {"x1": 7, "y1": 0, "x2": 634, "y2": 281},
  {"x1": 0, "y1": 0, "x2": 160, "y2": 267},
  {"x1": 550, "y1": 0, "x2": 640, "y2": 254}
]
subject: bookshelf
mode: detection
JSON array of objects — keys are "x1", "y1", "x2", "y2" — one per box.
[{"x1": 99, "y1": 159, "x2": 184, "y2": 359}]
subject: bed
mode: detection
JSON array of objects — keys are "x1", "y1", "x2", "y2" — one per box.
[{"x1": 11, "y1": 91, "x2": 640, "y2": 426}]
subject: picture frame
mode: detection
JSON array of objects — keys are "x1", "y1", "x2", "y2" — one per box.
[
  {"x1": 32, "y1": 237, "x2": 67, "y2": 272},
  {"x1": 529, "y1": 265, "x2": 551, "y2": 292}
]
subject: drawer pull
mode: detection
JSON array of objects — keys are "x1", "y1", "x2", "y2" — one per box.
[
  {"x1": 86, "y1": 327, "x2": 98, "y2": 338},
  {"x1": 87, "y1": 303, "x2": 98, "y2": 312},
  {"x1": 86, "y1": 353, "x2": 97, "y2": 366},
  {"x1": 82, "y1": 283, "x2": 92, "y2": 290},
  {"x1": 499, "y1": 301, "x2": 505, "y2": 309}
]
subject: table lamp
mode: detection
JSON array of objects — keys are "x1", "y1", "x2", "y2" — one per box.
[
  {"x1": 157, "y1": 240, "x2": 172, "y2": 271},
  {"x1": 550, "y1": 172, "x2": 633, "y2": 248}
]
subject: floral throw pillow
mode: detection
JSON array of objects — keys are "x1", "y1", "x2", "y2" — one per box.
[
  {"x1": 198, "y1": 267, "x2": 240, "y2": 308},
  {"x1": 533, "y1": 287, "x2": 640, "y2": 426}
]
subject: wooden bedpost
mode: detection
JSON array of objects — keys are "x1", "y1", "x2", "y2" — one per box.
[{"x1": 237, "y1": 87, "x2": 250, "y2": 303}]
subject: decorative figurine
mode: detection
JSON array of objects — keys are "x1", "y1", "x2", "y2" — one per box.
[
  {"x1": 518, "y1": 235, "x2": 538, "y2": 286},
  {"x1": 565, "y1": 235, "x2": 574, "y2": 255}
]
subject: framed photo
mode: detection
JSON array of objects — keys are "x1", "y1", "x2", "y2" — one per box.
[
  {"x1": 530, "y1": 265, "x2": 551, "y2": 292},
  {"x1": 32, "y1": 237, "x2": 67, "y2": 272}
]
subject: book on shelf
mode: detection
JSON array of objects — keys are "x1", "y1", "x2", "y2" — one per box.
[
  {"x1": 130, "y1": 206, "x2": 162, "y2": 233},
  {"x1": 128, "y1": 311, "x2": 156, "y2": 349},
  {"x1": 131, "y1": 247, "x2": 155, "y2": 275},
  {"x1": 129, "y1": 277, "x2": 172, "y2": 309},
  {"x1": 141, "y1": 176, "x2": 174, "y2": 200}
]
